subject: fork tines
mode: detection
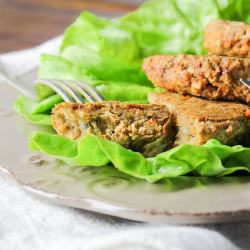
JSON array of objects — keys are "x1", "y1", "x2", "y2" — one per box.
[{"x1": 34, "y1": 79, "x2": 104, "y2": 103}]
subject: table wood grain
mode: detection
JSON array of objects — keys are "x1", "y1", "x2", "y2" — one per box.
[{"x1": 0, "y1": 0, "x2": 142, "y2": 53}]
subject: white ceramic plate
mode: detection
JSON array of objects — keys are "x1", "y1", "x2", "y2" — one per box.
[{"x1": 0, "y1": 71, "x2": 250, "y2": 224}]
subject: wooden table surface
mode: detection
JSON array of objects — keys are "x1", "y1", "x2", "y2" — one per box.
[{"x1": 0, "y1": 0, "x2": 143, "y2": 53}]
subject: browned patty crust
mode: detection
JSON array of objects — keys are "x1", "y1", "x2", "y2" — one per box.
[
  {"x1": 143, "y1": 54, "x2": 250, "y2": 104},
  {"x1": 148, "y1": 92, "x2": 250, "y2": 146},
  {"x1": 204, "y1": 19, "x2": 250, "y2": 58},
  {"x1": 52, "y1": 101, "x2": 175, "y2": 157}
]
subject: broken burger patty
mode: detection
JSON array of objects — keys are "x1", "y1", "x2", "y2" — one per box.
[
  {"x1": 148, "y1": 92, "x2": 250, "y2": 146},
  {"x1": 52, "y1": 101, "x2": 176, "y2": 157}
]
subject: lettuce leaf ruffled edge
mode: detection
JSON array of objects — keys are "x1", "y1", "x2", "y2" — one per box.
[{"x1": 29, "y1": 131, "x2": 250, "y2": 183}]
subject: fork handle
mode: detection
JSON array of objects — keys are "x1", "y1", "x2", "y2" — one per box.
[{"x1": 0, "y1": 67, "x2": 35, "y2": 98}]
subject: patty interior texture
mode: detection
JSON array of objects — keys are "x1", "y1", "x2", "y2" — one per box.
[
  {"x1": 52, "y1": 101, "x2": 176, "y2": 157},
  {"x1": 148, "y1": 92, "x2": 250, "y2": 146}
]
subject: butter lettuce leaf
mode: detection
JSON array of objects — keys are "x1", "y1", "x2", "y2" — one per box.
[
  {"x1": 59, "y1": 12, "x2": 148, "y2": 84},
  {"x1": 13, "y1": 95, "x2": 62, "y2": 125},
  {"x1": 98, "y1": 84, "x2": 160, "y2": 102},
  {"x1": 29, "y1": 132, "x2": 250, "y2": 182}
]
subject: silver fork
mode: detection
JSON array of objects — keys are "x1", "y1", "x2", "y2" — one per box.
[
  {"x1": 240, "y1": 79, "x2": 250, "y2": 90},
  {"x1": 0, "y1": 62, "x2": 104, "y2": 103},
  {"x1": 34, "y1": 79, "x2": 104, "y2": 103}
]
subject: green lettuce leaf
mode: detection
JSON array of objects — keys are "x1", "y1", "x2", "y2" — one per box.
[
  {"x1": 98, "y1": 84, "x2": 160, "y2": 102},
  {"x1": 29, "y1": 132, "x2": 250, "y2": 183},
  {"x1": 59, "y1": 12, "x2": 148, "y2": 84},
  {"x1": 13, "y1": 95, "x2": 62, "y2": 125}
]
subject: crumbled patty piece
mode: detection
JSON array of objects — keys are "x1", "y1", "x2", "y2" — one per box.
[
  {"x1": 52, "y1": 101, "x2": 175, "y2": 157},
  {"x1": 204, "y1": 19, "x2": 250, "y2": 58},
  {"x1": 148, "y1": 92, "x2": 250, "y2": 146},
  {"x1": 143, "y1": 54, "x2": 250, "y2": 104}
]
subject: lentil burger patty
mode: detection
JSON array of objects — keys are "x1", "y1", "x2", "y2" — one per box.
[
  {"x1": 52, "y1": 101, "x2": 175, "y2": 157},
  {"x1": 204, "y1": 20, "x2": 250, "y2": 58},
  {"x1": 148, "y1": 92, "x2": 250, "y2": 146},
  {"x1": 143, "y1": 54, "x2": 250, "y2": 104}
]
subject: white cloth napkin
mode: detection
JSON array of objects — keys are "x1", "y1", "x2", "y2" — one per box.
[{"x1": 0, "y1": 37, "x2": 249, "y2": 250}]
